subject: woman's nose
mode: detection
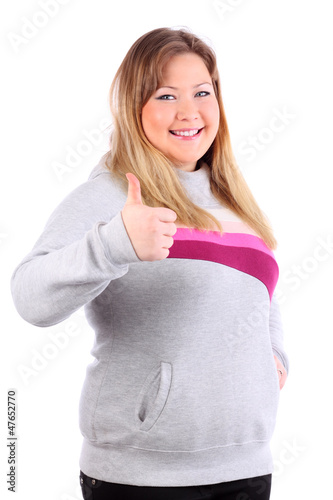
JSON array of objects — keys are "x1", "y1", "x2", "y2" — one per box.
[{"x1": 176, "y1": 99, "x2": 199, "y2": 121}]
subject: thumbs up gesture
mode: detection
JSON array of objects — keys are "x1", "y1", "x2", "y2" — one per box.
[{"x1": 121, "y1": 173, "x2": 177, "y2": 261}]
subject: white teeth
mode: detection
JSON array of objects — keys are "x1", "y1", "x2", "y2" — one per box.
[{"x1": 171, "y1": 129, "x2": 200, "y2": 137}]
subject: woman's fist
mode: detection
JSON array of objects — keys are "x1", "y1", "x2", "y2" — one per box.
[
  {"x1": 121, "y1": 173, "x2": 177, "y2": 261},
  {"x1": 274, "y1": 355, "x2": 287, "y2": 390}
]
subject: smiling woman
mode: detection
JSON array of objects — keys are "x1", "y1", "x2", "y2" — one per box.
[{"x1": 10, "y1": 27, "x2": 289, "y2": 500}]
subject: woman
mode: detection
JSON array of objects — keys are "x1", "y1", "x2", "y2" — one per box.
[{"x1": 11, "y1": 27, "x2": 289, "y2": 499}]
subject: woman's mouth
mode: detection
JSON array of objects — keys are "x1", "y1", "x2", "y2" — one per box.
[{"x1": 169, "y1": 127, "x2": 204, "y2": 139}]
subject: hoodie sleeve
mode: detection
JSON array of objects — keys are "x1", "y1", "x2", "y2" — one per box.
[
  {"x1": 269, "y1": 291, "x2": 290, "y2": 374},
  {"x1": 10, "y1": 170, "x2": 140, "y2": 327}
]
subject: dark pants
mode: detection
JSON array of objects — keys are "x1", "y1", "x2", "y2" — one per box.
[{"x1": 79, "y1": 470, "x2": 272, "y2": 500}]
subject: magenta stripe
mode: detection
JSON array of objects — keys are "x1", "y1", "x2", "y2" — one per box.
[
  {"x1": 174, "y1": 228, "x2": 274, "y2": 258},
  {"x1": 168, "y1": 239, "x2": 279, "y2": 301}
]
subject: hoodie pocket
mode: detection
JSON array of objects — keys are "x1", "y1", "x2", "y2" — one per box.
[{"x1": 135, "y1": 361, "x2": 172, "y2": 432}]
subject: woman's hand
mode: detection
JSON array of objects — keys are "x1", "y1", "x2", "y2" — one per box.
[
  {"x1": 274, "y1": 355, "x2": 287, "y2": 390},
  {"x1": 121, "y1": 173, "x2": 177, "y2": 261}
]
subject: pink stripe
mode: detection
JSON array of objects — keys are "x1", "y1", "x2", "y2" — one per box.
[{"x1": 174, "y1": 228, "x2": 274, "y2": 258}]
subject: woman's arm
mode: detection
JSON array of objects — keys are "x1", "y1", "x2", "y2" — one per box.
[{"x1": 10, "y1": 172, "x2": 140, "y2": 327}]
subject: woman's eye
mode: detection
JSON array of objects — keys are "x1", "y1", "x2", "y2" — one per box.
[
  {"x1": 156, "y1": 95, "x2": 175, "y2": 100},
  {"x1": 156, "y1": 91, "x2": 210, "y2": 100}
]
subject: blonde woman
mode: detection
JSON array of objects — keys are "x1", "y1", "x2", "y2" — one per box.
[{"x1": 11, "y1": 27, "x2": 289, "y2": 500}]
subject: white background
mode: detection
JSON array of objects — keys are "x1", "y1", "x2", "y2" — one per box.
[{"x1": 1, "y1": 1, "x2": 332, "y2": 498}]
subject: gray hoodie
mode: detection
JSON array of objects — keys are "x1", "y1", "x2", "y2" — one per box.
[{"x1": 11, "y1": 159, "x2": 289, "y2": 487}]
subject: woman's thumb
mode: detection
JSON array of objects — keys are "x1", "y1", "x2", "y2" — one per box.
[{"x1": 125, "y1": 173, "x2": 143, "y2": 205}]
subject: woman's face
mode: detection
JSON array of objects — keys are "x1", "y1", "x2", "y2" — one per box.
[{"x1": 141, "y1": 53, "x2": 220, "y2": 172}]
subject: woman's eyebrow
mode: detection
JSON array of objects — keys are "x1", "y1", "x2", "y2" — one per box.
[{"x1": 157, "y1": 82, "x2": 213, "y2": 90}]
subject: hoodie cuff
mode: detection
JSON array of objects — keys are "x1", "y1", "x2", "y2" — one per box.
[{"x1": 97, "y1": 212, "x2": 141, "y2": 268}]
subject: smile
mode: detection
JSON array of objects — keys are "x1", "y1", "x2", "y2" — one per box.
[{"x1": 169, "y1": 128, "x2": 204, "y2": 139}]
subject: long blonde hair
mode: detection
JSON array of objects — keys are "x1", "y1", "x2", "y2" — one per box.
[{"x1": 103, "y1": 27, "x2": 277, "y2": 250}]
